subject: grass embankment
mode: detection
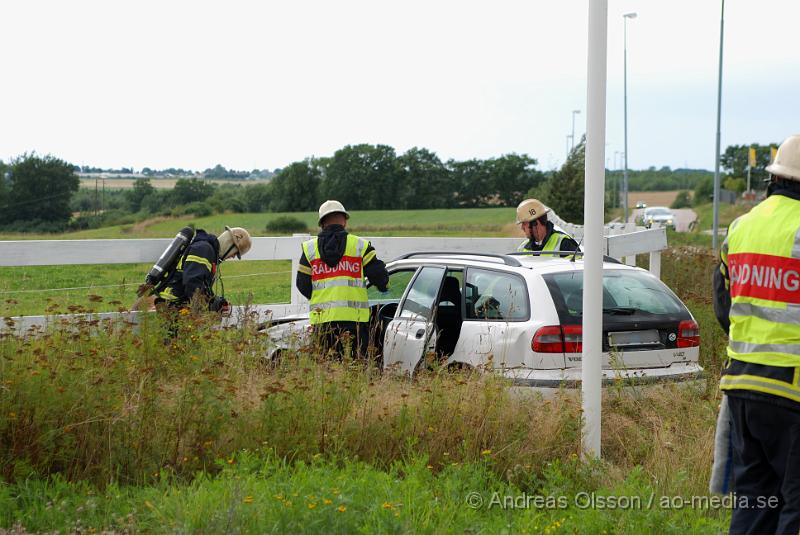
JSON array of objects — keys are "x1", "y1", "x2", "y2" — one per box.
[
  {"x1": 0, "y1": 244, "x2": 731, "y2": 533},
  {"x1": 0, "y1": 309, "x2": 726, "y2": 533}
]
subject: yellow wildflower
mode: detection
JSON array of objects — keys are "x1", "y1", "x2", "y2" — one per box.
[
  {"x1": 337, "y1": 505, "x2": 347, "y2": 512},
  {"x1": 243, "y1": 496, "x2": 254, "y2": 504}
]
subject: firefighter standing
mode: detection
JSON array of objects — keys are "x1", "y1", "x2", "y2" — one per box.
[
  {"x1": 296, "y1": 200, "x2": 389, "y2": 359},
  {"x1": 515, "y1": 198, "x2": 579, "y2": 254},
  {"x1": 713, "y1": 134, "x2": 800, "y2": 535},
  {"x1": 156, "y1": 226, "x2": 252, "y2": 312}
]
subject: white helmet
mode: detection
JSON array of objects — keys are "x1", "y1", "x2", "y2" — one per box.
[
  {"x1": 218, "y1": 226, "x2": 252, "y2": 261},
  {"x1": 515, "y1": 198, "x2": 549, "y2": 224},
  {"x1": 318, "y1": 200, "x2": 349, "y2": 226},
  {"x1": 766, "y1": 135, "x2": 800, "y2": 181}
]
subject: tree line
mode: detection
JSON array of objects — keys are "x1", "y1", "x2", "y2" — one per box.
[{"x1": 0, "y1": 140, "x2": 771, "y2": 233}]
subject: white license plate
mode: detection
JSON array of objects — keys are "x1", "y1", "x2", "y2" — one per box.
[{"x1": 608, "y1": 329, "x2": 660, "y2": 347}]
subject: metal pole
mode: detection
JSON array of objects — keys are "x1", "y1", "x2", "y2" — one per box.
[
  {"x1": 571, "y1": 110, "x2": 581, "y2": 151},
  {"x1": 566, "y1": 134, "x2": 572, "y2": 159},
  {"x1": 712, "y1": 0, "x2": 725, "y2": 250},
  {"x1": 582, "y1": 0, "x2": 608, "y2": 460},
  {"x1": 623, "y1": 16, "x2": 630, "y2": 224}
]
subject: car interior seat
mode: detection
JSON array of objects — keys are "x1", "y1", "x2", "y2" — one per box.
[{"x1": 435, "y1": 275, "x2": 463, "y2": 356}]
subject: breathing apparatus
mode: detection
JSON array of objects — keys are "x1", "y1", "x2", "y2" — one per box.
[{"x1": 137, "y1": 226, "x2": 195, "y2": 297}]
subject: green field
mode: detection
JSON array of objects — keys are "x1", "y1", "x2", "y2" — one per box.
[
  {"x1": 0, "y1": 207, "x2": 519, "y2": 241},
  {"x1": 0, "y1": 207, "x2": 519, "y2": 316}
]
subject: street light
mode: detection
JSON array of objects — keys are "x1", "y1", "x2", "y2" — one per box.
[
  {"x1": 622, "y1": 11, "x2": 637, "y2": 224},
  {"x1": 571, "y1": 109, "x2": 581, "y2": 151},
  {"x1": 712, "y1": 0, "x2": 725, "y2": 250}
]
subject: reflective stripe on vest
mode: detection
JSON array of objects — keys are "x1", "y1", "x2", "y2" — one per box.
[
  {"x1": 517, "y1": 231, "x2": 569, "y2": 253},
  {"x1": 302, "y1": 234, "x2": 370, "y2": 324},
  {"x1": 724, "y1": 194, "x2": 800, "y2": 371}
]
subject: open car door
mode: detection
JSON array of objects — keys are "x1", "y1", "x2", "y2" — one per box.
[{"x1": 382, "y1": 266, "x2": 446, "y2": 375}]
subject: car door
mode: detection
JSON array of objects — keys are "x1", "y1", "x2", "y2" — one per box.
[{"x1": 382, "y1": 265, "x2": 446, "y2": 375}]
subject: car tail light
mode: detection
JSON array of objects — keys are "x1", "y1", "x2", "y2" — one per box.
[
  {"x1": 562, "y1": 325, "x2": 583, "y2": 353},
  {"x1": 532, "y1": 326, "x2": 564, "y2": 353},
  {"x1": 531, "y1": 325, "x2": 583, "y2": 353},
  {"x1": 677, "y1": 320, "x2": 700, "y2": 347}
]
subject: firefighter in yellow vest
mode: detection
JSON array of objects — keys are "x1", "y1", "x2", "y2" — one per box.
[
  {"x1": 713, "y1": 134, "x2": 800, "y2": 535},
  {"x1": 515, "y1": 198, "x2": 579, "y2": 255},
  {"x1": 296, "y1": 200, "x2": 389, "y2": 359}
]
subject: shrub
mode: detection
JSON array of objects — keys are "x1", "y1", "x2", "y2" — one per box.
[
  {"x1": 265, "y1": 216, "x2": 308, "y2": 234},
  {"x1": 670, "y1": 190, "x2": 692, "y2": 209}
]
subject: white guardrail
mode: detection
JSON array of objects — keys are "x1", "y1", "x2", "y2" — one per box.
[{"x1": 0, "y1": 222, "x2": 666, "y2": 333}]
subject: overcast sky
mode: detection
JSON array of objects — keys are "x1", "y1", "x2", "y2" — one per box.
[{"x1": 1, "y1": 0, "x2": 798, "y2": 172}]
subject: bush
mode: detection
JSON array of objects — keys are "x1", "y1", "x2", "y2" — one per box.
[
  {"x1": 175, "y1": 202, "x2": 214, "y2": 217},
  {"x1": 670, "y1": 190, "x2": 692, "y2": 209},
  {"x1": 265, "y1": 216, "x2": 308, "y2": 234}
]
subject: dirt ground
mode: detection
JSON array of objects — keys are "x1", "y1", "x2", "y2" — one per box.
[{"x1": 626, "y1": 190, "x2": 682, "y2": 209}]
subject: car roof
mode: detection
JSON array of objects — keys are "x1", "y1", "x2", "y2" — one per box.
[{"x1": 387, "y1": 253, "x2": 639, "y2": 276}]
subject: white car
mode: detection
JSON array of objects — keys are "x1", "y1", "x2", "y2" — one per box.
[
  {"x1": 265, "y1": 252, "x2": 702, "y2": 387},
  {"x1": 640, "y1": 206, "x2": 676, "y2": 230}
]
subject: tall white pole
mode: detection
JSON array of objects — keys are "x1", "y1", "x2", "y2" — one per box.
[
  {"x1": 582, "y1": 0, "x2": 608, "y2": 460},
  {"x1": 571, "y1": 110, "x2": 581, "y2": 151},
  {"x1": 622, "y1": 13, "x2": 636, "y2": 224},
  {"x1": 712, "y1": 0, "x2": 725, "y2": 250}
]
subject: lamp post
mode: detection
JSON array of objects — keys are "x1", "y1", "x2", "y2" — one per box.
[
  {"x1": 571, "y1": 109, "x2": 581, "y2": 151},
  {"x1": 712, "y1": 0, "x2": 725, "y2": 250},
  {"x1": 566, "y1": 134, "x2": 572, "y2": 159},
  {"x1": 622, "y1": 11, "x2": 637, "y2": 224}
]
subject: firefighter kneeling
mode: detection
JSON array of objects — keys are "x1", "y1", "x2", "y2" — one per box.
[{"x1": 152, "y1": 225, "x2": 252, "y2": 314}]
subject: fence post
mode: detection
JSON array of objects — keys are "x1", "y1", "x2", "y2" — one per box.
[
  {"x1": 649, "y1": 250, "x2": 661, "y2": 279},
  {"x1": 290, "y1": 234, "x2": 311, "y2": 306}
]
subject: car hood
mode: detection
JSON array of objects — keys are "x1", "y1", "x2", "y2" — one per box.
[{"x1": 647, "y1": 214, "x2": 673, "y2": 221}]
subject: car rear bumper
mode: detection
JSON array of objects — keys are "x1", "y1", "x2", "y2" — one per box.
[{"x1": 502, "y1": 362, "x2": 704, "y2": 388}]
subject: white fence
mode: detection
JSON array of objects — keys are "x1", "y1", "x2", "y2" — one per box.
[{"x1": 0, "y1": 225, "x2": 666, "y2": 333}]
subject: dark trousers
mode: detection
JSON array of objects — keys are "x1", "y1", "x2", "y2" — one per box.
[
  {"x1": 312, "y1": 321, "x2": 369, "y2": 361},
  {"x1": 728, "y1": 395, "x2": 800, "y2": 535}
]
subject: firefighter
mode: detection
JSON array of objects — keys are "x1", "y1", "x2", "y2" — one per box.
[
  {"x1": 515, "y1": 198, "x2": 579, "y2": 254},
  {"x1": 713, "y1": 134, "x2": 800, "y2": 535},
  {"x1": 296, "y1": 200, "x2": 389, "y2": 359},
  {"x1": 156, "y1": 226, "x2": 252, "y2": 313}
]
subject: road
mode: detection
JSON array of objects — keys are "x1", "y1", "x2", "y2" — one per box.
[{"x1": 628, "y1": 208, "x2": 697, "y2": 232}]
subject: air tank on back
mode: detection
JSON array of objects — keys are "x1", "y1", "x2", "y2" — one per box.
[{"x1": 144, "y1": 226, "x2": 195, "y2": 287}]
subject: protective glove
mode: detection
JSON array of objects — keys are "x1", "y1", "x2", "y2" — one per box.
[{"x1": 209, "y1": 296, "x2": 230, "y2": 314}]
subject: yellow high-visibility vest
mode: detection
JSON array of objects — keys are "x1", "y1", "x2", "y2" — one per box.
[
  {"x1": 302, "y1": 234, "x2": 372, "y2": 324},
  {"x1": 719, "y1": 194, "x2": 800, "y2": 401},
  {"x1": 517, "y1": 231, "x2": 571, "y2": 254}
]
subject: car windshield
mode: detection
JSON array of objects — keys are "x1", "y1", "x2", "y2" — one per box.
[
  {"x1": 646, "y1": 208, "x2": 672, "y2": 216},
  {"x1": 543, "y1": 269, "x2": 686, "y2": 321}
]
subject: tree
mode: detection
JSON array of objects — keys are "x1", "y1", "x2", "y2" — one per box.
[
  {"x1": 546, "y1": 140, "x2": 586, "y2": 223},
  {"x1": 322, "y1": 144, "x2": 401, "y2": 210},
  {"x1": 1, "y1": 153, "x2": 79, "y2": 225},
  {"x1": 693, "y1": 176, "x2": 714, "y2": 206},
  {"x1": 486, "y1": 154, "x2": 544, "y2": 206},
  {"x1": 269, "y1": 159, "x2": 322, "y2": 212},
  {"x1": 397, "y1": 148, "x2": 455, "y2": 209},
  {"x1": 721, "y1": 143, "x2": 777, "y2": 188},
  {"x1": 171, "y1": 178, "x2": 215, "y2": 205},
  {"x1": 450, "y1": 159, "x2": 492, "y2": 207},
  {"x1": 126, "y1": 177, "x2": 156, "y2": 212}
]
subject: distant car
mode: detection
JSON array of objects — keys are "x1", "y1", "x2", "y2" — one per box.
[
  {"x1": 265, "y1": 252, "x2": 702, "y2": 387},
  {"x1": 640, "y1": 206, "x2": 675, "y2": 230},
  {"x1": 635, "y1": 200, "x2": 647, "y2": 209}
]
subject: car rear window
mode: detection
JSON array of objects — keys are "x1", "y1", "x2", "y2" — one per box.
[{"x1": 543, "y1": 269, "x2": 686, "y2": 321}]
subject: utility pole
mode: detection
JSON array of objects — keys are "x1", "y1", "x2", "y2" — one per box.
[{"x1": 622, "y1": 12, "x2": 637, "y2": 224}]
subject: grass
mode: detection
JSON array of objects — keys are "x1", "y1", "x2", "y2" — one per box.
[
  {"x1": 0, "y1": 301, "x2": 727, "y2": 533},
  {"x1": 0, "y1": 260, "x2": 291, "y2": 317},
  {"x1": 1, "y1": 454, "x2": 728, "y2": 534},
  {"x1": 0, "y1": 207, "x2": 520, "y2": 241},
  {"x1": 0, "y1": 205, "x2": 737, "y2": 532}
]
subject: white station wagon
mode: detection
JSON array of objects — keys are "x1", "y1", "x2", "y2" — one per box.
[{"x1": 266, "y1": 252, "x2": 702, "y2": 387}]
